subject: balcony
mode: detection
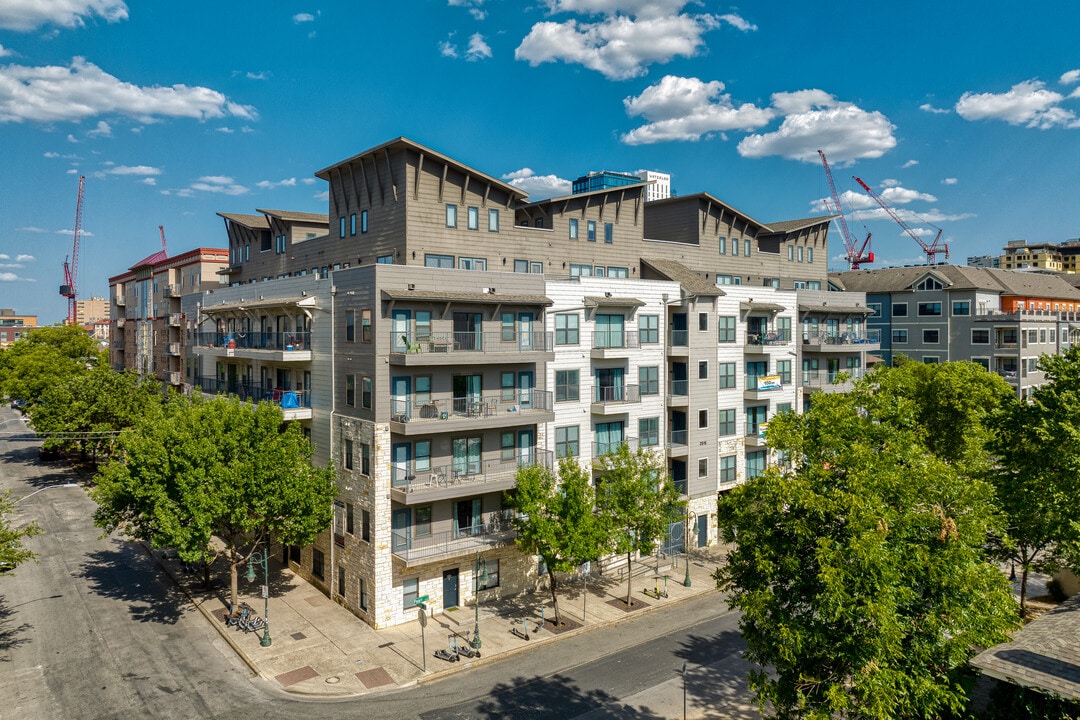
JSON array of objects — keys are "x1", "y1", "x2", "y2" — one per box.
[
  {"x1": 667, "y1": 429, "x2": 688, "y2": 457},
  {"x1": 113, "y1": 340, "x2": 124, "y2": 350},
  {"x1": 667, "y1": 379, "x2": 688, "y2": 407},
  {"x1": 592, "y1": 437, "x2": 639, "y2": 459},
  {"x1": 389, "y1": 390, "x2": 554, "y2": 435},
  {"x1": 194, "y1": 376, "x2": 313, "y2": 419},
  {"x1": 162, "y1": 284, "x2": 182, "y2": 298},
  {"x1": 116, "y1": 318, "x2": 125, "y2": 328},
  {"x1": 165, "y1": 342, "x2": 181, "y2": 356},
  {"x1": 114, "y1": 294, "x2": 126, "y2": 306},
  {"x1": 193, "y1": 331, "x2": 312, "y2": 362},
  {"x1": 668, "y1": 329, "x2": 689, "y2": 357},
  {"x1": 389, "y1": 330, "x2": 554, "y2": 366},
  {"x1": 802, "y1": 329, "x2": 880, "y2": 352},
  {"x1": 745, "y1": 330, "x2": 793, "y2": 350},
  {"x1": 744, "y1": 375, "x2": 787, "y2": 400},
  {"x1": 590, "y1": 384, "x2": 640, "y2": 415},
  {"x1": 168, "y1": 313, "x2": 182, "y2": 327},
  {"x1": 802, "y1": 368, "x2": 866, "y2": 394},
  {"x1": 390, "y1": 450, "x2": 553, "y2": 505},
  {"x1": 391, "y1": 513, "x2": 517, "y2": 567},
  {"x1": 166, "y1": 371, "x2": 182, "y2": 386},
  {"x1": 590, "y1": 330, "x2": 640, "y2": 359}
]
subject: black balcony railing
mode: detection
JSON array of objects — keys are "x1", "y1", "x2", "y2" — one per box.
[{"x1": 194, "y1": 330, "x2": 311, "y2": 351}]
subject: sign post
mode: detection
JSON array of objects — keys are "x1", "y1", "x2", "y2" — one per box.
[{"x1": 414, "y1": 596, "x2": 430, "y2": 672}]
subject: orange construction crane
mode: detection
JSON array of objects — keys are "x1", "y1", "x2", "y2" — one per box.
[
  {"x1": 60, "y1": 176, "x2": 85, "y2": 325},
  {"x1": 818, "y1": 150, "x2": 872, "y2": 270},
  {"x1": 854, "y1": 175, "x2": 948, "y2": 265}
]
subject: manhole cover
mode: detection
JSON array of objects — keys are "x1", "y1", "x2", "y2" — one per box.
[
  {"x1": 325, "y1": 676, "x2": 340, "y2": 684},
  {"x1": 291, "y1": 632, "x2": 306, "y2": 640}
]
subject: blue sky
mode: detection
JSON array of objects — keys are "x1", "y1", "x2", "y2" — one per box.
[{"x1": 2, "y1": 1, "x2": 1079, "y2": 324}]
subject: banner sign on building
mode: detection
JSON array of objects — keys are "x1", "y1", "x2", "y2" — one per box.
[{"x1": 757, "y1": 375, "x2": 782, "y2": 391}]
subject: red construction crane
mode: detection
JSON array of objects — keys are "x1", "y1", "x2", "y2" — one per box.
[
  {"x1": 818, "y1": 150, "x2": 873, "y2": 270},
  {"x1": 159, "y1": 225, "x2": 168, "y2": 254},
  {"x1": 60, "y1": 176, "x2": 85, "y2": 325},
  {"x1": 854, "y1": 175, "x2": 949, "y2": 265}
]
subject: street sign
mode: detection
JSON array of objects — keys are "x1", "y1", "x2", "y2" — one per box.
[
  {"x1": 418, "y1": 607, "x2": 427, "y2": 627},
  {"x1": 413, "y1": 595, "x2": 429, "y2": 606},
  {"x1": 261, "y1": 585, "x2": 268, "y2": 599}
]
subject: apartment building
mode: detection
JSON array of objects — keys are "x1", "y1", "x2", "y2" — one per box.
[
  {"x1": 0, "y1": 309, "x2": 37, "y2": 348},
  {"x1": 146, "y1": 136, "x2": 886, "y2": 628},
  {"x1": 833, "y1": 265, "x2": 1080, "y2": 398}
]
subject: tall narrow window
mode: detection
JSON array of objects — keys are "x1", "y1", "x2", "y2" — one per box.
[
  {"x1": 604, "y1": 222, "x2": 613, "y2": 244},
  {"x1": 488, "y1": 209, "x2": 499, "y2": 232},
  {"x1": 569, "y1": 218, "x2": 579, "y2": 239},
  {"x1": 350, "y1": 213, "x2": 357, "y2": 236},
  {"x1": 446, "y1": 204, "x2": 458, "y2": 228},
  {"x1": 360, "y1": 209, "x2": 368, "y2": 233},
  {"x1": 345, "y1": 310, "x2": 355, "y2": 342},
  {"x1": 587, "y1": 220, "x2": 596, "y2": 241}
]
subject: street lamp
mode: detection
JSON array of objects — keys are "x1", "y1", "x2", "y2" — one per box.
[
  {"x1": 472, "y1": 550, "x2": 488, "y2": 650},
  {"x1": 684, "y1": 510, "x2": 696, "y2": 587},
  {"x1": 246, "y1": 547, "x2": 272, "y2": 647}
]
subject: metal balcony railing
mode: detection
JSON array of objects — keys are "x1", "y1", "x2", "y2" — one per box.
[
  {"x1": 391, "y1": 330, "x2": 553, "y2": 355},
  {"x1": 591, "y1": 330, "x2": 640, "y2": 350},
  {"x1": 389, "y1": 390, "x2": 552, "y2": 424},
  {"x1": 193, "y1": 376, "x2": 311, "y2": 409},
  {"x1": 802, "y1": 329, "x2": 881, "y2": 346},
  {"x1": 669, "y1": 329, "x2": 688, "y2": 347},
  {"x1": 746, "y1": 330, "x2": 793, "y2": 346},
  {"x1": 195, "y1": 330, "x2": 311, "y2": 351},
  {"x1": 391, "y1": 450, "x2": 554, "y2": 492},
  {"x1": 391, "y1": 511, "x2": 518, "y2": 563},
  {"x1": 592, "y1": 384, "x2": 640, "y2": 404},
  {"x1": 668, "y1": 379, "x2": 688, "y2": 397}
]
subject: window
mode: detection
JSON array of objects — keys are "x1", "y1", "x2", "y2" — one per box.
[
  {"x1": 952, "y1": 300, "x2": 970, "y2": 316},
  {"x1": 514, "y1": 259, "x2": 528, "y2": 273},
  {"x1": 587, "y1": 220, "x2": 596, "y2": 241},
  {"x1": 501, "y1": 432, "x2": 515, "y2": 461},
  {"x1": 892, "y1": 329, "x2": 908, "y2": 343},
  {"x1": 718, "y1": 408, "x2": 736, "y2": 436},
  {"x1": 918, "y1": 302, "x2": 942, "y2": 316},
  {"x1": 361, "y1": 443, "x2": 371, "y2": 475},
  {"x1": 777, "y1": 359, "x2": 792, "y2": 384},
  {"x1": 917, "y1": 277, "x2": 943, "y2": 291},
  {"x1": 718, "y1": 237, "x2": 727, "y2": 255},
  {"x1": 359, "y1": 579, "x2": 368, "y2": 611},
  {"x1": 357, "y1": 309, "x2": 371, "y2": 342},
  {"x1": 608, "y1": 266, "x2": 628, "y2": 278},
  {"x1": 415, "y1": 441, "x2": 431, "y2": 473},
  {"x1": 555, "y1": 313, "x2": 579, "y2": 344},
  {"x1": 410, "y1": 506, "x2": 431, "y2": 538},
  {"x1": 924, "y1": 356, "x2": 940, "y2": 364},
  {"x1": 718, "y1": 362, "x2": 736, "y2": 389},
  {"x1": 717, "y1": 316, "x2": 736, "y2": 343},
  {"x1": 731, "y1": 239, "x2": 740, "y2": 257},
  {"x1": 788, "y1": 245, "x2": 794, "y2": 261},
  {"x1": 344, "y1": 438, "x2": 353, "y2": 470},
  {"x1": 501, "y1": 313, "x2": 516, "y2": 342},
  {"x1": 346, "y1": 310, "x2": 355, "y2": 342},
  {"x1": 350, "y1": 213, "x2": 357, "y2": 236},
  {"x1": 639, "y1": 417, "x2": 659, "y2": 446},
  {"x1": 972, "y1": 329, "x2": 990, "y2": 344},
  {"x1": 569, "y1": 263, "x2": 592, "y2": 277},
  {"x1": 555, "y1": 369, "x2": 580, "y2": 402},
  {"x1": 746, "y1": 451, "x2": 766, "y2": 479},
  {"x1": 362, "y1": 510, "x2": 371, "y2": 542},
  {"x1": 425, "y1": 254, "x2": 454, "y2": 268},
  {"x1": 530, "y1": 261, "x2": 543, "y2": 274},
  {"x1": 923, "y1": 329, "x2": 940, "y2": 343},
  {"x1": 402, "y1": 577, "x2": 419, "y2": 610},
  {"x1": 501, "y1": 372, "x2": 515, "y2": 401},
  {"x1": 361, "y1": 209, "x2": 368, "y2": 233},
  {"x1": 868, "y1": 303, "x2": 882, "y2": 317},
  {"x1": 446, "y1": 204, "x2": 458, "y2": 228},
  {"x1": 339, "y1": 217, "x2": 346, "y2": 238},
  {"x1": 807, "y1": 247, "x2": 813, "y2": 263},
  {"x1": 698, "y1": 313, "x2": 708, "y2": 332},
  {"x1": 892, "y1": 303, "x2": 908, "y2": 317},
  {"x1": 468, "y1": 206, "x2": 479, "y2": 230},
  {"x1": 719, "y1": 455, "x2": 736, "y2": 483},
  {"x1": 639, "y1": 366, "x2": 659, "y2": 395},
  {"x1": 1040, "y1": 329, "x2": 1047, "y2": 344},
  {"x1": 1028, "y1": 329, "x2": 1038, "y2": 344},
  {"x1": 488, "y1": 209, "x2": 499, "y2": 232},
  {"x1": 604, "y1": 222, "x2": 613, "y2": 244},
  {"x1": 346, "y1": 503, "x2": 354, "y2": 534},
  {"x1": 479, "y1": 558, "x2": 500, "y2": 590},
  {"x1": 361, "y1": 376, "x2": 372, "y2": 409},
  {"x1": 334, "y1": 502, "x2": 345, "y2": 547},
  {"x1": 312, "y1": 549, "x2": 325, "y2": 580},
  {"x1": 569, "y1": 218, "x2": 579, "y2": 239},
  {"x1": 337, "y1": 566, "x2": 345, "y2": 597},
  {"x1": 698, "y1": 409, "x2": 708, "y2": 429},
  {"x1": 698, "y1": 361, "x2": 708, "y2": 379},
  {"x1": 346, "y1": 374, "x2": 355, "y2": 406},
  {"x1": 639, "y1": 314, "x2": 659, "y2": 344},
  {"x1": 555, "y1": 425, "x2": 579, "y2": 458},
  {"x1": 698, "y1": 458, "x2": 708, "y2": 477}
]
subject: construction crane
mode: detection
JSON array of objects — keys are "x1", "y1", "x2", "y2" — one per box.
[
  {"x1": 818, "y1": 150, "x2": 873, "y2": 270},
  {"x1": 159, "y1": 225, "x2": 168, "y2": 254},
  {"x1": 60, "y1": 176, "x2": 85, "y2": 325},
  {"x1": 854, "y1": 175, "x2": 949, "y2": 265}
]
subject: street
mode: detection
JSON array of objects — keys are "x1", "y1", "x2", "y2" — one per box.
[{"x1": 0, "y1": 408, "x2": 755, "y2": 719}]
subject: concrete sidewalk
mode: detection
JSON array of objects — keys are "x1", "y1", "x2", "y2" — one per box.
[{"x1": 154, "y1": 545, "x2": 740, "y2": 703}]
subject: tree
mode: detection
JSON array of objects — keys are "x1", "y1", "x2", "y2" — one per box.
[
  {"x1": 594, "y1": 444, "x2": 685, "y2": 608},
  {"x1": 0, "y1": 324, "x2": 103, "y2": 410},
  {"x1": 90, "y1": 393, "x2": 337, "y2": 610},
  {"x1": 987, "y1": 347, "x2": 1080, "y2": 616},
  {"x1": 716, "y1": 381, "x2": 1018, "y2": 720},
  {"x1": 0, "y1": 490, "x2": 42, "y2": 573},
  {"x1": 31, "y1": 365, "x2": 163, "y2": 462},
  {"x1": 507, "y1": 455, "x2": 605, "y2": 626}
]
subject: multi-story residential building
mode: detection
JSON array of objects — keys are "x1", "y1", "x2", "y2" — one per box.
[
  {"x1": 109, "y1": 247, "x2": 229, "y2": 387},
  {"x1": 833, "y1": 265, "x2": 1080, "y2": 398},
  {"x1": 998, "y1": 238, "x2": 1080, "y2": 273},
  {"x1": 0, "y1": 309, "x2": 37, "y2": 348},
  {"x1": 75, "y1": 296, "x2": 108, "y2": 325},
  {"x1": 159, "y1": 136, "x2": 886, "y2": 628}
]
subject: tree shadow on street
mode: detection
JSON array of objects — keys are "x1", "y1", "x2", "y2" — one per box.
[
  {"x1": 474, "y1": 673, "x2": 666, "y2": 720},
  {"x1": 674, "y1": 629, "x2": 764, "y2": 719},
  {"x1": 0, "y1": 594, "x2": 33, "y2": 658},
  {"x1": 74, "y1": 543, "x2": 190, "y2": 625}
]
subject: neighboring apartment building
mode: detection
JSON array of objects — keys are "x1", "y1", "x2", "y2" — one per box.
[
  {"x1": 166, "y1": 136, "x2": 886, "y2": 629},
  {"x1": 75, "y1": 296, "x2": 108, "y2": 325},
  {"x1": 999, "y1": 238, "x2": 1080, "y2": 273},
  {"x1": 109, "y1": 247, "x2": 230, "y2": 386},
  {"x1": 833, "y1": 265, "x2": 1080, "y2": 398},
  {"x1": 0, "y1": 309, "x2": 37, "y2": 348}
]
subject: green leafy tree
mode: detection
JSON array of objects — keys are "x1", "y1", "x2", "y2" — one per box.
[
  {"x1": 987, "y1": 347, "x2": 1080, "y2": 616},
  {"x1": 0, "y1": 324, "x2": 104, "y2": 410},
  {"x1": 716, "y1": 383, "x2": 1018, "y2": 720},
  {"x1": 0, "y1": 490, "x2": 42, "y2": 573},
  {"x1": 594, "y1": 444, "x2": 685, "y2": 608},
  {"x1": 507, "y1": 455, "x2": 605, "y2": 626},
  {"x1": 90, "y1": 393, "x2": 337, "y2": 610},
  {"x1": 31, "y1": 365, "x2": 162, "y2": 461}
]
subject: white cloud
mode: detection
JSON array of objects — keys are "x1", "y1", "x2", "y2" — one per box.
[
  {"x1": 717, "y1": 13, "x2": 756, "y2": 32},
  {"x1": 293, "y1": 13, "x2": 315, "y2": 23},
  {"x1": 539, "y1": 1, "x2": 692, "y2": 17},
  {"x1": 16, "y1": 254, "x2": 33, "y2": 261},
  {"x1": 0, "y1": 272, "x2": 24, "y2": 282},
  {"x1": 465, "y1": 33, "x2": 492, "y2": 61},
  {"x1": 16, "y1": 227, "x2": 49, "y2": 233},
  {"x1": 141, "y1": 177, "x2": 156, "y2": 186},
  {"x1": 0, "y1": 0, "x2": 128, "y2": 32},
  {"x1": 501, "y1": 168, "x2": 572, "y2": 199},
  {"x1": 516, "y1": 12, "x2": 719, "y2": 80},
  {"x1": 1060, "y1": 69, "x2": 1080, "y2": 85},
  {"x1": 0, "y1": 57, "x2": 258, "y2": 124},
  {"x1": 256, "y1": 178, "x2": 297, "y2": 189},
  {"x1": 942, "y1": 177, "x2": 957, "y2": 185},
  {"x1": 439, "y1": 38, "x2": 458, "y2": 58},
  {"x1": 0, "y1": 44, "x2": 11, "y2": 57},
  {"x1": 108, "y1": 164, "x2": 160, "y2": 176},
  {"x1": 216, "y1": 126, "x2": 234, "y2": 133},
  {"x1": 245, "y1": 71, "x2": 269, "y2": 81},
  {"x1": 186, "y1": 176, "x2": 249, "y2": 196},
  {"x1": 902, "y1": 159, "x2": 918, "y2": 168},
  {"x1": 955, "y1": 79, "x2": 1080, "y2": 129},
  {"x1": 919, "y1": 103, "x2": 950, "y2": 114},
  {"x1": 86, "y1": 119, "x2": 111, "y2": 137},
  {"x1": 449, "y1": 0, "x2": 487, "y2": 20},
  {"x1": 738, "y1": 92, "x2": 896, "y2": 162},
  {"x1": 301, "y1": 177, "x2": 317, "y2": 185},
  {"x1": 620, "y1": 75, "x2": 773, "y2": 144}
]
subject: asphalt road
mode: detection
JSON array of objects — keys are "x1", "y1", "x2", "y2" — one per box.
[{"x1": 0, "y1": 408, "x2": 752, "y2": 720}]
